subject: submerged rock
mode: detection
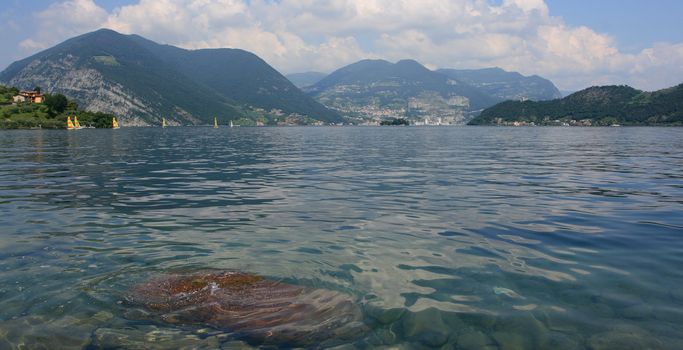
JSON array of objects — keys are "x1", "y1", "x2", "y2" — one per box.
[
  {"x1": 492, "y1": 313, "x2": 550, "y2": 350},
  {"x1": 401, "y1": 308, "x2": 451, "y2": 347},
  {"x1": 366, "y1": 306, "x2": 406, "y2": 325},
  {"x1": 456, "y1": 329, "x2": 497, "y2": 350},
  {"x1": 93, "y1": 326, "x2": 224, "y2": 349},
  {"x1": 587, "y1": 324, "x2": 667, "y2": 350},
  {"x1": 126, "y1": 270, "x2": 366, "y2": 347},
  {"x1": 0, "y1": 315, "x2": 95, "y2": 350}
]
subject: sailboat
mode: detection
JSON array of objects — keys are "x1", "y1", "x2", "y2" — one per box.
[
  {"x1": 67, "y1": 116, "x2": 75, "y2": 130},
  {"x1": 214, "y1": 117, "x2": 218, "y2": 128},
  {"x1": 229, "y1": 120, "x2": 234, "y2": 128},
  {"x1": 112, "y1": 117, "x2": 120, "y2": 129},
  {"x1": 162, "y1": 117, "x2": 167, "y2": 128},
  {"x1": 73, "y1": 116, "x2": 83, "y2": 130}
]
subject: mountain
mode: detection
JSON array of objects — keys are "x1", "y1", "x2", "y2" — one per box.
[
  {"x1": 286, "y1": 72, "x2": 327, "y2": 88},
  {"x1": 437, "y1": 67, "x2": 562, "y2": 101},
  {"x1": 305, "y1": 59, "x2": 501, "y2": 124},
  {"x1": 468, "y1": 84, "x2": 683, "y2": 126},
  {"x1": 0, "y1": 29, "x2": 341, "y2": 125}
]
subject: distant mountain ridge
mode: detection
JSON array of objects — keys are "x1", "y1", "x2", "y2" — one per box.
[
  {"x1": 304, "y1": 59, "x2": 502, "y2": 124},
  {"x1": 308, "y1": 59, "x2": 498, "y2": 108},
  {"x1": 0, "y1": 29, "x2": 341, "y2": 125},
  {"x1": 437, "y1": 67, "x2": 562, "y2": 101},
  {"x1": 286, "y1": 72, "x2": 327, "y2": 88},
  {"x1": 468, "y1": 84, "x2": 683, "y2": 126},
  {"x1": 302, "y1": 59, "x2": 561, "y2": 124}
]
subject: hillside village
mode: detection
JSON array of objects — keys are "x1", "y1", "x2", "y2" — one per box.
[{"x1": 0, "y1": 85, "x2": 116, "y2": 129}]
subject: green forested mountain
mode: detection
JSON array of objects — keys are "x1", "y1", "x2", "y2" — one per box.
[
  {"x1": 437, "y1": 67, "x2": 562, "y2": 101},
  {"x1": 128, "y1": 36, "x2": 340, "y2": 123},
  {"x1": 0, "y1": 29, "x2": 341, "y2": 125},
  {"x1": 286, "y1": 72, "x2": 327, "y2": 88},
  {"x1": 304, "y1": 59, "x2": 501, "y2": 124},
  {"x1": 468, "y1": 84, "x2": 683, "y2": 125}
]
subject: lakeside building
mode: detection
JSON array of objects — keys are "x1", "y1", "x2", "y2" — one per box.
[{"x1": 13, "y1": 91, "x2": 44, "y2": 104}]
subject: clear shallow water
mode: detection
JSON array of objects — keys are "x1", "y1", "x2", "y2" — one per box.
[{"x1": 1, "y1": 126, "x2": 682, "y2": 349}]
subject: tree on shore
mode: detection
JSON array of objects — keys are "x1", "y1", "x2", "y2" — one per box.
[{"x1": 44, "y1": 93, "x2": 68, "y2": 114}]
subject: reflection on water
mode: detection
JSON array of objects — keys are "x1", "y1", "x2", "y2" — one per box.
[{"x1": 1, "y1": 127, "x2": 683, "y2": 349}]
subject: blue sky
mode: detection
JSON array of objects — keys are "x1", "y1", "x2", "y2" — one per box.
[
  {"x1": 546, "y1": 0, "x2": 683, "y2": 52},
  {"x1": 2, "y1": 0, "x2": 683, "y2": 91}
]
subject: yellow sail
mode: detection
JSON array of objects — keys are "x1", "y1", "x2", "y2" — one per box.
[
  {"x1": 214, "y1": 117, "x2": 218, "y2": 128},
  {"x1": 74, "y1": 116, "x2": 81, "y2": 129},
  {"x1": 112, "y1": 117, "x2": 120, "y2": 129},
  {"x1": 67, "y1": 116, "x2": 75, "y2": 130},
  {"x1": 162, "y1": 117, "x2": 167, "y2": 128}
]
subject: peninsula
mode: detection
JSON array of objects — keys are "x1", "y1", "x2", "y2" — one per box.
[{"x1": 468, "y1": 84, "x2": 683, "y2": 126}]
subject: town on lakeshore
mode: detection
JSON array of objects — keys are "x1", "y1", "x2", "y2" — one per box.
[{"x1": 1, "y1": 29, "x2": 681, "y2": 129}]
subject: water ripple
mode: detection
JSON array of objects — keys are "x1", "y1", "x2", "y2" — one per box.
[{"x1": 1, "y1": 127, "x2": 682, "y2": 349}]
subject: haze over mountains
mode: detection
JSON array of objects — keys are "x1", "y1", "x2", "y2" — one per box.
[
  {"x1": 1, "y1": 29, "x2": 563, "y2": 126},
  {"x1": 286, "y1": 72, "x2": 328, "y2": 89}
]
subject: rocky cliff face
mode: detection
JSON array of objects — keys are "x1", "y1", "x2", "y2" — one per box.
[{"x1": 5, "y1": 55, "x2": 161, "y2": 126}]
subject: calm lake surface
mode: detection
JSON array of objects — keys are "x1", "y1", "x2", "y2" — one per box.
[{"x1": 1, "y1": 126, "x2": 682, "y2": 349}]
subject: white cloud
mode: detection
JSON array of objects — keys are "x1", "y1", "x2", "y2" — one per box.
[
  {"x1": 19, "y1": 0, "x2": 108, "y2": 52},
  {"x1": 19, "y1": 39, "x2": 46, "y2": 52},
  {"x1": 15, "y1": 0, "x2": 683, "y2": 91},
  {"x1": 504, "y1": 0, "x2": 548, "y2": 13}
]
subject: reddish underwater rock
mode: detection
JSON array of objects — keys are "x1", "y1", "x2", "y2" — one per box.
[{"x1": 127, "y1": 271, "x2": 365, "y2": 346}]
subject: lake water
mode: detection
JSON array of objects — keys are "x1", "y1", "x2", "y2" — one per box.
[{"x1": 1, "y1": 126, "x2": 682, "y2": 349}]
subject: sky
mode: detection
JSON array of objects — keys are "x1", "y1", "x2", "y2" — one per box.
[{"x1": 1, "y1": 0, "x2": 683, "y2": 91}]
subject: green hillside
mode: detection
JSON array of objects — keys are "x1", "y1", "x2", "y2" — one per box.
[
  {"x1": 0, "y1": 29, "x2": 341, "y2": 125},
  {"x1": 128, "y1": 35, "x2": 341, "y2": 123},
  {"x1": 0, "y1": 85, "x2": 116, "y2": 129},
  {"x1": 0, "y1": 30, "x2": 237, "y2": 125},
  {"x1": 468, "y1": 84, "x2": 683, "y2": 126}
]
